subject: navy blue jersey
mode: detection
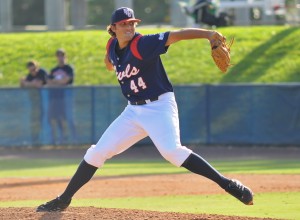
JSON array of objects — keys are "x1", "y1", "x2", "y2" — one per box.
[
  {"x1": 49, "y1": 64, "x2": 74, "y2": 85},
  {"x1": 107, "y1": 32, "x2": 173, "y2": 102},
  {"x1": 25, "y1": 68, "x2": 48, "y2": 85}
]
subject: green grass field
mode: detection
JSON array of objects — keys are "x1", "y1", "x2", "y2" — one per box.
[
  {"x1": 0, "y1": 26, "x2": 300, "y2": 86},
  {"x1": 0, "y1": 157, "x2": 300, "y2": 219},
  {"x1": 1, "y1": 158, "x2": 300, "y2": 178}
]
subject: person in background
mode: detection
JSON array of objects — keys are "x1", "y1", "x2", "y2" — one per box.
[
  {"x1": 48, "y1": 49, "x2": 74, "y2": 86},
  {"x1": 20, "y1": 60, "x2": 47, "y2": 88},
  {"x1": 20, "y1": 60, "x2": 48, "y2": 146},
  {"x1": 47, "y1": 49, "x2": 77, "y2": 145}
]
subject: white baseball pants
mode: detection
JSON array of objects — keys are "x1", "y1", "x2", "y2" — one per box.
[{"x1": 84, "y1": 92, "x2": 193, "y2": 168}]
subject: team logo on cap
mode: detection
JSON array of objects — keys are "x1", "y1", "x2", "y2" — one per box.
[{"x1": 123, "y1": 8, "x2": 133, "y2": 18}]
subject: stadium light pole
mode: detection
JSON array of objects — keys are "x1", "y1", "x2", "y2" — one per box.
[
  {"x1": 70, "y1": 0, "x2": 87, "y2": 29},
  {"x1": 0, "y1": 0, "x2": 12, "y2": 32},
  {"x1": 45, "y1": 0, "x2": 67, "y2": 30},
  {"x1": 171, "y1": 0, "x2": 188, "y2": 27}
]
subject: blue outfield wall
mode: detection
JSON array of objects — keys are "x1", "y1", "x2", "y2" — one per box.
[{"x1": 0, "y1": 84, "x2": 299, "y2": 147}]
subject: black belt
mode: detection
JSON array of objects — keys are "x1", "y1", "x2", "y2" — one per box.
[{"x1": 130, "y1": 97, "x2": 159, "y2": 105}]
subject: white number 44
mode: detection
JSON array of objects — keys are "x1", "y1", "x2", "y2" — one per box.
[{"x1": 130, "y1": 77, "x2": 147, "y2": 93}]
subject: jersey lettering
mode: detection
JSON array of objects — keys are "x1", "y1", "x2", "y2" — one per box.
[
  {"x1": 117, "y1": 64, "x2": 140, "y2": 81},
  {"x1": 106, "y1": 32, "x2": 173, "y2": 102},
  {"x1": 130, "y1": 77, "x2": 147, "y2": 93},
  {"x1": 138, "y1": 77, "x2": 147, "y2": 89},
  {"x1": 130, "y1": 80, "x2": 139, "y2": 93}
]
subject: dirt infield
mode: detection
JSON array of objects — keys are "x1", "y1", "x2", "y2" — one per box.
[
  {"x1": 1, "y1": 174, "x2": 300, "y2": 201},
  {"x1": 1, "y1": 146, "x2": 299, "y2": 219},
  {"x1": 0, "y1": 207, "x2": 277, "y2": 220},
  {"x1": 0, "y1": 174, "x2": 299, "y2": 219}
]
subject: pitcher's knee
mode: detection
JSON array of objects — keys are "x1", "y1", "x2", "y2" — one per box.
[
  {"x1": 84, "y1": 144, "x2": 116, "y2": 168},
  {"x1": 160, "y1": 146, "x2": 193, "y2": 167}
]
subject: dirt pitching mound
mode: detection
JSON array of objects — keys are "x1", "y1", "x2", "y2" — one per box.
[
  {"x1": 0, "y1": 207, "x2": 275, "y2": 220},
  {"x1": 1, "y1": 174, "x2": 300, "y2": 201}
]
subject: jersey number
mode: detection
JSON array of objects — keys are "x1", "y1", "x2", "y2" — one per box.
[{"x1": 130, "y1": 77, "x2": 147, "y2": 93}]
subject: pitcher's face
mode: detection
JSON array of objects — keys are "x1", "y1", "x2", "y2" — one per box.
[{"x1": 112, "y1": 21, "x2": 136, "y2": 43}]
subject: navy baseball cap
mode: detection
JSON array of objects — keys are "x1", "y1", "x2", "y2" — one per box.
[{"x1": 111, "y1": 7, "x2": 141, "y2": 24}]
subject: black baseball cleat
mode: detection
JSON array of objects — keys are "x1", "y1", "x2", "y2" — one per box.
[
  {"x1": 36, "y1": 197, "x2": 71, "y2": 212},
  {"x1": 225, "y1": 179, "x2": 254, "y2": 205}
]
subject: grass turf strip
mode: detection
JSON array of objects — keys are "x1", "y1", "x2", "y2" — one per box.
[
  {"x1": 0, "y1": 192, "x2": 299, "y2": 219},
  {"x1": 0, "y1": 159, "x2": 300, "y2": 178},
  {"x1": 1, "y1": 26, "x2": 300, "y2": 86}
]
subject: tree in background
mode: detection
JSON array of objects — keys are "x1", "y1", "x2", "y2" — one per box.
[
  {"x1": 87, "y1": 0, "x2": 170, "y2": 26},
  {"x1": 134, "y1": 0, "x2": 171, "y2": 24},
  {"x1": 285, "y1": 0, "x2": 300, "y2": 24},
  {"x1": 13, "y1": 0, "x2": 45, "y2": 26},
  {"x1": 11, "y1": 0, "x2": 172, "y2": 27},
  {"x1": 87, "y1": 0, "x2": 115, "y2": 26}
]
